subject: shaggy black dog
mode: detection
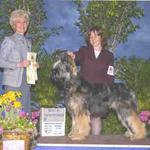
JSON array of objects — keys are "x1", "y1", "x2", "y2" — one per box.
[{"x1": 51, "y1": 50, "x2": 146, "y2": 140}]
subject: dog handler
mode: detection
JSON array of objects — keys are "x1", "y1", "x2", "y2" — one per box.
[{"x1": 68, "y1": 27, "x2": 114, "y2": 135}]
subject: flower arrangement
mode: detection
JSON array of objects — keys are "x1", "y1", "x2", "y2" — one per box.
[
  {"x1": 139, "y1": 111, "x2": 150, "y2": 125},
  {"x1": 0, "y1": 91, "x2": 38, "y2": 136}
]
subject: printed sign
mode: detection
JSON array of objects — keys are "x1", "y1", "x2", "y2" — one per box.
[
  {"x1": 107, "y1": 65, "x2": 114, "y2": 76},
  {"x1": 3, "y1": 140, "x2": 24, "y2": 150},
  {"x1": 40, "y1": 108, "x2": 66, "y2": 136}
]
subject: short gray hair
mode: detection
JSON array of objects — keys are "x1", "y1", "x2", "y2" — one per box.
[{"x1": 9, "y1": 9, "x2": 30, "y2": 30}]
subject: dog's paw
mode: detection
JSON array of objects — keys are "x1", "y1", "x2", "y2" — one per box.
[
  {"x1": 70, "y1": 134, "x2": 86, "y2": 141},
  {"x1": 130, "y1": 135, "x2": 138, "y2": 140},
  {"x1": 130, "y1": 134, "x2": 146, "y2": 140},
  {"x1": 68, "y1": 131, "x2": 73, "y2": 137},
  {"x1": 68, "y1": 131, "x2": 77, "y2": 138},
  {"x1": 68, "y1": 128, "x2": 79, "y2": 138},
  {"x1": 68, "y1": 132, "x2": 75, "y2": 138},
  {"x1": 125, "y1": 131, "x2": 133, "y2": 137}
]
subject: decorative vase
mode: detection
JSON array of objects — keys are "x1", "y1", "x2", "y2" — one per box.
[{"x1": 2, "y1": 131, "x2": 31, "y2": 150}]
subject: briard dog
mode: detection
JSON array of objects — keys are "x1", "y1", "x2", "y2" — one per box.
[{"x1": 51, "y1": 50, "x2": 146, "y2": 141}]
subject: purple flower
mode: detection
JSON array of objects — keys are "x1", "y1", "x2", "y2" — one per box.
[
  {"x1": 139, "y1": 111, "x2": 150, "y2": 124},
  {"x1": 1, "y1": 111, "x2": 5, "y2": 119},
  {"x1": 10, "y1": 101, "x2": 14, "y2": 105},
  {"x1": 0, "y1": 126, "x2": 3, "y2": 134},
  {"x1": 31, "y1": 111, "x2": 40, "y2": 120},
  {"x1": 6, "y1": 106, "x2": 11, "y2": 112},
  {"x1": 140, "y1": 115, "x2": 149, "y2": 122},
  {"x1": 19, "y1": 111, "x2": 27, "y2": 118},
  {"x1": 32, "y1": 119, "x2": 38, "y2": 124}
]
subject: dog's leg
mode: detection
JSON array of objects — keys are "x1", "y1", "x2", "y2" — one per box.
[
  {"x1": 68, "y1": 115, "x2": 81, "y2": 139},
  {"x1": 68, "y1": 115, "x2": 82, "y2": 138},
  {"x1": 117, "y1": 113, "x2": 134, "y2": 138},
  {"x1": 127, "y1": 111, "x2": 146, "y2": 140},
  {"x1": 111, "y1": 101, "x2": 146, "y2": 140},
  {"x1": 116, "y1": 109, "x2": 146, "y2": 140},
  {"x1": 68, "y1": 116, "x2": 76, "y2": 137},
  {"x1": 70, "y1": 113, "x2": 91, "y2": 140},
  {"x1": 115, "y1": 111, "x2": 133, "y2": 138}
]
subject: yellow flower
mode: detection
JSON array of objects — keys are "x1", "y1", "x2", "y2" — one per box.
[
  {"x1": 1, "y1": 91, "x2": 22, "y2": 105},
  {"x1": 0, "y1": 91, "x2": 37, "y2": 135},
  {"x1": 15, "y1": 91, "x2": 22, "y2": 98},
  {"x1": 14, "y1": 101, "x2": 22, "y2": 109},
  {"x1": 0, "y1": 97, "x2": 8, "y2": 105},
  {"x1": 0, "y1": 101, "x2": 1, "y2": 105},
  {"x1": 2, "y1": 92, "x2": 14, "y2": 104}
]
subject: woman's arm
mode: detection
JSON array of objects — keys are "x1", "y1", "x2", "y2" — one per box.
[{"x1": 0, "y1": 37, "x2": 17, "y2": 69}]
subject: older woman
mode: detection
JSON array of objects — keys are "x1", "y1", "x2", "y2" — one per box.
[
  {"x1": 68, "y1": 27, "x2": 114, "y2": 135},
  {"x1": 0, "y1": 9, "x2": 32, "y2": 114}
]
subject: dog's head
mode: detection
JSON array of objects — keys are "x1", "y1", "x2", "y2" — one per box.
[{"x1": 51, "y1": 50, "x2": 77, "y2": 89}]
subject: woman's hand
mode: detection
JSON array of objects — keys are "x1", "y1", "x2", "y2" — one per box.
[
  {"x1": 16, "y1": 60, "x2": 30, "y2": 68},
  {"x1": 32, "y1": 62, "x2": 39, "y2": 69}
]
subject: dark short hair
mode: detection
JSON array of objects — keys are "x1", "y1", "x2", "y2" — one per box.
[{"x1": 87, "y1": 27, "x2": 107, "y2": 48}]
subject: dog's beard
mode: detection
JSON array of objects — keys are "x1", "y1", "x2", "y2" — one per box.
[
  {"x1": 55, "y1": 71, "x2": 70, "y2": 82},
  {"x1": 51, "y1": 72, "x2": 70, "y2": 89},
  {"x1": 52, "y1": 59, "x2": 72, "y2": 81}
]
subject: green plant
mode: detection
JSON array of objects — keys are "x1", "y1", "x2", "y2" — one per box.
[
  {"x1": 115, "y1": 57, "x2": 150, "y2": 111},
  {"x1": 75, "y1": 1, "x2": 143, "y2": 52},
  {"x1": 31, "y1": 52, "x2": 59, "y2": 107},
  {"x1": 102, "y1": 111, "x2": 125, "y2": 134},
  {"x1": 0, "y1": 91, "x2": 37, "y2": 134},
  {"x1": 65, "y1": 112, "x2": 72, "y2": 134}
]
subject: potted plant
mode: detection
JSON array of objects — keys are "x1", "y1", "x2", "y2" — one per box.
[
  {"x1": 139, "y1": 110, "x2": 150, "y2": 133},
  {"x1": 0, "y1": 91, "x2": 38, "y2": 150}
]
